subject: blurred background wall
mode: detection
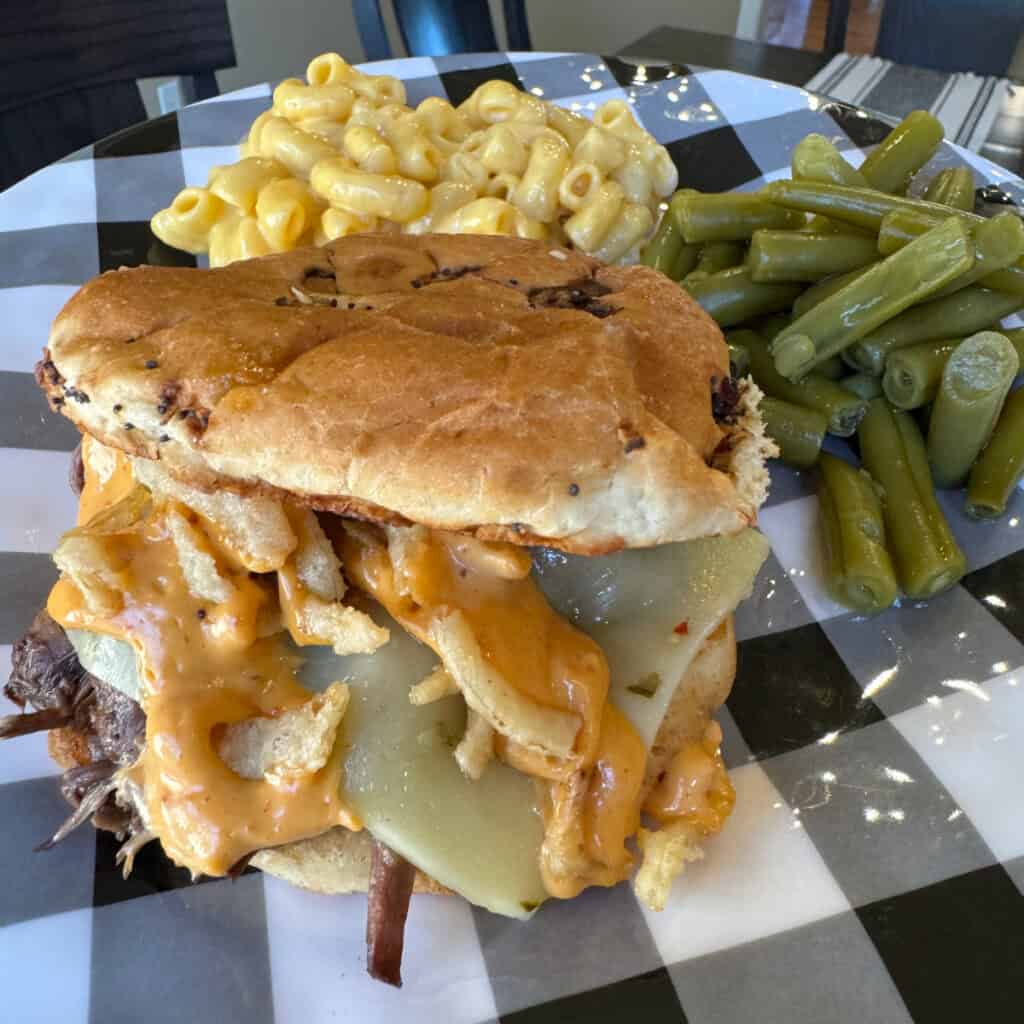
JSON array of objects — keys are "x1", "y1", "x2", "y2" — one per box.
[{"x1": 138, "y1": 0, "x2": 747, "y2": 115}]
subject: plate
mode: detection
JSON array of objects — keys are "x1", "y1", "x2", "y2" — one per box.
[{"x1": 2, "y1": 52, "x2": 1024, "y2": 1024}]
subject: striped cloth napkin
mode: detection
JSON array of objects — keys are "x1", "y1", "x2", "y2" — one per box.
[{"x1": 806, "y1": 54, "x2": 1013, "y2": 152}]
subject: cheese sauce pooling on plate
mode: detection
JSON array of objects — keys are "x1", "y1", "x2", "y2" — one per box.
[
  {"x1": 48, "y1": 448, "x2": 359, "y2": 877},
  {"x1": 338, "y1": 523, "x2": 648, "y2": 897}
]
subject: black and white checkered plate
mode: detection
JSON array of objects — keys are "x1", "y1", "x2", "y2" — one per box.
[{"x1": 2, "y1": 53, "x2": 1023, "y2": 1024}]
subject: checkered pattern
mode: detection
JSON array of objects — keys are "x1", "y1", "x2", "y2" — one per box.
[{"x1": 2, "y1": 53, "x2": 1024, "y2": 1024}]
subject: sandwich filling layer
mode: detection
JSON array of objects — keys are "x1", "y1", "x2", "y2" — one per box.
[{"x1": 47, "y1": 438, "x2": 768, "y2": 914}]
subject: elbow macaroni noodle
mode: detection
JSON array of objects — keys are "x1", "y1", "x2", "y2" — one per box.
[{"x1": 151, "y1": 52, "x2": 679, "y2": 266}]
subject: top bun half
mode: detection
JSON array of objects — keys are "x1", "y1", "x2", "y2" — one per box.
[{"x1": 39, "y1": 233, "x2": 769, "y2": 554}]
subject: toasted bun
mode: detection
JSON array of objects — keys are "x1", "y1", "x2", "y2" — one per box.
[
  {"x1": 41, "y1": 234, "x2": 765, "y2": 554},
  {"x1": 47, "y1": 616, "x2": 735, "y2": 897}
]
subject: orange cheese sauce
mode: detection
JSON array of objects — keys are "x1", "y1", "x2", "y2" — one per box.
[
  {"x1": 338, "y1": 523, "x2": 648, "y2": 897},
  {"x1": 643, "y1": 721, "x2": 735, "y2": 835},
  {"x1": 76, "y1": 435, "x2": 134, "y2": 525},
  {"x1": 49, "y1": 458, "x2": 358, "y2": 878}
]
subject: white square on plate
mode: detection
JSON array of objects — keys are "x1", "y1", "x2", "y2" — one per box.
[
  {"x1": 1, "y1": 160, "x2": 97, "y2": 233},
  {"x1": 757, "y1": 494, "x2": 850, "y2": 623},
  {"x1": 641, "y1": 760, "x2": 851, "y2": 964},
  {"x1": 509, "y1": 51, "x2": 574, "y2": 62},
  {"x1": 0, "y1": 908, "x2": 91, "y2": 1023},
  {"x1": 196, "y1": 82, "x2": 272, "y2": 105},
  {"x1": 697, "y1": 70, "x2": 819, "y2": 126},
  {"x1": 181, "y1": 145, "x2": 243, "y2": 188},
  {"x1": 551, "y1": 87, "x2": 628, "y2": 117},
  {"x1": 890, "y1": 667, "x2": 1024, "y2": 864},
  {"x1": 356, "y1": 57, "x2": 437, "y2": 79},
  {"x1": 0, "y1": 285, "x2": 79, "y2": 373},
  {"x1": 0, "y1": 449, "x2": 78, "y2": 554},
  {"x1": 264, "y1": 874, "x2": 497, "y2": 1024}
]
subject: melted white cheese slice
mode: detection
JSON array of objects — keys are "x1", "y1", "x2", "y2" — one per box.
[
  {"x1": 69, "y1": 528, "x2": 768, "y2": 917},
  {"x1": 534, "y1": 529, "x2": 770, "y2": 746}
]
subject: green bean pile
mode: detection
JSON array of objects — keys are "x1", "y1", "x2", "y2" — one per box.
[{"x1": 640, "y1": 110, "x2": 1024, "y2": 614}]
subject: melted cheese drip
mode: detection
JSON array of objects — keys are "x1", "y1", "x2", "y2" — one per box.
[
  {"x1": 339, "y1": 524, "x2": 648, "y2": 897},
  {"x1": 49, "y1": 460, "x2": 359, "y2": 878},
  {"x1": 643, "y1": 721, "x2": 735, "y2": 834},
  {"x1": 77, "y1": 435, "x2": 134, "y2": 525}
]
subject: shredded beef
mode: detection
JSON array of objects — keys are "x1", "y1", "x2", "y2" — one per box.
[
  {"x1": 366, "y1": 841, "x2": 417, "y2": 987},
  {"x1": 4, "y1": 609, "x2": 144, "y2": 767}
]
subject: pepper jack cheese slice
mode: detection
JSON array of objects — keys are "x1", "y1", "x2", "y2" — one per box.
[{"x1": 69, "y1": 528, "x2": 768, "y2": 917}]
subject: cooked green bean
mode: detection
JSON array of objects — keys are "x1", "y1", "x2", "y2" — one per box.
[
  {"x1": 747, "y1": 230, "x2": 878, "y2": 283},
  {"x1": 771, "y1": 217, "x2": 974, "y2": 379},
  {"x1": 802, "y1": 214, "x2": 839, "y2": 233},
  {"x1": 844, "y1": 285, "x2": 1023, "y2": 374},
  {"x1": 859, "y1": 399, "x2": 967, "y2": 599},
  {"x1": 660, "y1": 191, "x2": 703, "y2": 279},
  {"x1": 1001, "y1": 326, "x2": 1024, "y2": 362},
  {"x1": 876, "y1": 209, "x2": 935, "y2": 255},
  {"x1": 790, "y1": 265, "x2": 878, "y2": 319},
  {"x1": 761, "y1": 179, "x2": 976, "y2": 233},
  {"x1": 927, "y1": 331, "x2": 1019, "y2": 488},
  {"x1": 694, "y1": 241, "x2": 745, "y2": 275},
  {"x1": 885, "y1": 327, "x2": 1024, "y2": 410},
  {"x1": 729, "y1": 329, "x2": 867, "y2": 435},
  {"x1": 759, "y1": 396, "x2": 827, "y2": 468},
  {"x1": 923, "y1": 167, "x2": 976, "y2": 211},
  {"x1": 682, "y1": 267, "x2": 801, "y2": 327},
  {"x1": 966, "y1": 388, "x2": 1024, "y2": 518},
  {"x1": 877, "y1": 210, "x2": 1024, "y2": 298},
  {"x1": 727, "y1": 340, "x2": 750, "y2": 377},
  {"x1": 672, "y1": 192, "x2": 802, "y2": 243},
  {"x1": 859, "y1": 111, "x2": 944, "y2": 194},
  {"x1": 818, "y1": 453, "x2": 898, "y2": 614},
  {"x1": 792, "y1": 134, "x2": 870, "y2": 188},
  {"x1": 670, "y1": 241, "x2": 701, "y2": 281},
  {"x1": 841, "y1": 373, "x2": 883, "y2": 400},
  {"x1": 980, "y1": 262, "x2": 1024, "y2": 298},
  {"x1": 640, "y1": 210, "x2": 685, "y2": 274},
  {"x1": 817, "y1": 354, "x2": 846, "y2": 380},
  {"x1": 756, "y1": 313, "x2": 791, "y2": 340},
  {"x1": 882, "y1": 339, "x2": 959, "y2": 409}
]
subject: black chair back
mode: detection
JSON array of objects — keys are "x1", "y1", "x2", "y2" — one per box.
[
  {"x1": 874, "y1": 0, "x2": 1021, "y2": 77},
  {"x1": 354, "y1": 0, "x2": 531, "y2": 61},
  {"x1": 824, "y1": 0, "x2": 1021, "y2": 76},
  {"x1": 1, "y1": 0, "x2": 235, "y2": 189}
]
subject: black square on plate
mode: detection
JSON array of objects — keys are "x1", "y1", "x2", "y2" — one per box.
[
  {"x1": 94, "y1": 112, "x2": 183, "y2": 159},
  {"x1": 439, "y1": 63, "x2": 524, "y2": 107},
  {"x1": 89, "y1": 873, "x2": 274, "y2": 1024},
  {"x1": 825, "y1": 102, "x2": 893, "y2": 148},
  {"x1": 499, "y1": 967, "x2": 687, "y2": 1024},
  {"x1": 604, "y1": 56, "x2": 692, "y2": 88},
  {"x1": 960, "y1": 548, "x2": 1024, "y2": 644},
  {"x1": 0, "y1": 777, "x2": 96, "y2": 927},
  {"x1": 0, "y1": 552, "x2": 59, "y2": 646},
  {"x1": 665, "y1": 125, "x2": 764, "y2": 193},
  {"x1": 0, "y1": 370, "x2": 81, "y2": 453},
  {"x1": 93, "y1": 828, "x2": 255, "y2": 909},
  {"x1": 476, "y1": 881, "x2": 668, "y2": 1017},
  {"x1": 97, "y1": 221, "x2": 197, "y2": 273},
  {"x1": 857, "y1": 863, "x2": 1024, "y2": 1022},
  {"x1": 729, "y1": 621, "x2": 884, "y2": 760}
]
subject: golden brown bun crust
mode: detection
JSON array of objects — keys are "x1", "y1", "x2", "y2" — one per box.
[
  {"x1": 42, "y1": 234, "x2": 757, "y2": 554},
  {"x1": 46, "y1": 616, "x2": 735, "y2": 896}
]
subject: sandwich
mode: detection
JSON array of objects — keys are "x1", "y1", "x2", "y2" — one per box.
[{"x1": 3, "y1": 233, "x2": 773, "y2": 985}]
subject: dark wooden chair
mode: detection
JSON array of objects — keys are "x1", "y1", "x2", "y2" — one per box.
[
  {"x1": 354, "y1": 0, "x2": 531, "y2": 61},
  {"x1": 824, "y1": 0, "x2": 1022, "y2": 77},
  {"x1": 1, "y1": 0, "x2": 236, "y2": 191}
]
